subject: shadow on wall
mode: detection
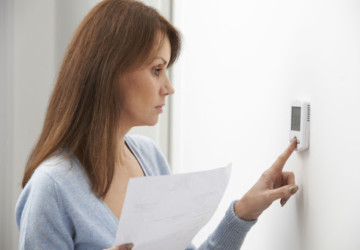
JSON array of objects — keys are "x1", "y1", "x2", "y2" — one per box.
[{"x1": 295, "y1": 149, "x2": 310, "y2": 250}]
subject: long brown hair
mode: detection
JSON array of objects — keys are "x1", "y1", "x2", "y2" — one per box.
[{"x1": 22, "y1": 0, "x2": 181, "y2": 198}]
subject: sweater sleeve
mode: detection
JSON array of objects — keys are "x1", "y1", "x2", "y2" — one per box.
[
  {"x1": 186, "y1": 200, "x2": 257, "y2": 250},
  {"x1": 16, "y1": 170, "x2": 75, "y2": 250}
]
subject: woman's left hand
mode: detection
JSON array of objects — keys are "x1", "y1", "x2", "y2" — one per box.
[
  {"x1": 234, "y1": 138, "x2": 299, "y2": 221},
  {"x1": 104, "y1": 243, "x2": 134, "y2": 250}
]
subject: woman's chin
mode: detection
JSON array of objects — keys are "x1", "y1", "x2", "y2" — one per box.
[{"x1": 142, "y1": 117, "x2": 159, "y2": 127}]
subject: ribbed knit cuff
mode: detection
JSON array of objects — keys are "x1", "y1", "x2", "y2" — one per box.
[
  {"x1": 225, "y1": 200, "x2": 257, "y2": 234},
  {"x1": 200, "y1": 200, "x2": 257, "y2": 249}
]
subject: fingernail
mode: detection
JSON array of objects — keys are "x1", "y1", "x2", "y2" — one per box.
[
  {"x1": 289, "y1": 185, "x2": 299, "y2": 194},
  {"x1": 280, "y1": 198, "x2": 287, "y2": 207},
  {"x1": 126, "y1": 243, "x2": 134, "y2": 250}
]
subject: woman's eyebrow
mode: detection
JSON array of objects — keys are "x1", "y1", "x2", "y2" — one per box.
[{"x1": 153, "y1": 57, "x2": 168, "y2": 65}]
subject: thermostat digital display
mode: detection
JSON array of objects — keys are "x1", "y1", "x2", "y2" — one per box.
[
  {"x1": 291, "y1": 107, "x2": 301, "y2": 131},
  {"x1": 289, "y1": 101, "x2": 310, "y2": 151}
]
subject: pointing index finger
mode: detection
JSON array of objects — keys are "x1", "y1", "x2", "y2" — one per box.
[{"x1": 272, "y1": 138, "x2": 297, "y2": 171}]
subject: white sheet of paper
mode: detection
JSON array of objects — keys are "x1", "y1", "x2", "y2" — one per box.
[{"x1": 114, "y1": 164, "x2": 232, "y2": 250}]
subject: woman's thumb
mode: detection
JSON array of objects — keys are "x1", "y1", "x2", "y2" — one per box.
[
  {"x1": 123, "y1": 243, "x2": 134, "y2": 250},
  {"x1": 106, "y1": 243, "x2": 134, "y2": 250}
]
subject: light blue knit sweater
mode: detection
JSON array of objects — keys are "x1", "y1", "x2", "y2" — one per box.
[{"x1": 16, "y1": 135, "x2": 256, "y2": 249}]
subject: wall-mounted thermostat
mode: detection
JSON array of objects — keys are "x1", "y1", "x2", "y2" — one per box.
[{"x1": 289, "y1": 101, "x2": 310, "y2": 151}]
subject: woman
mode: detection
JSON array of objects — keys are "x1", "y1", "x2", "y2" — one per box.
[{"x1": 16, "y1": 0, "x2": 298, "y2": 249}]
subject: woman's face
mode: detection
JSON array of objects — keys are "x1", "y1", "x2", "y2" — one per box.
[{"x1": 118, "y1": 35, "x2": 174, "y2": 128}]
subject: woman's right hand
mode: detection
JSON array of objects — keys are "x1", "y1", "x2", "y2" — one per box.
[
  {"x1": 234, "y1": 138, "x2": 298, "y2": 221},
  {"x1": 104, "y1": 243, "x2": 134, "y2": 250}
]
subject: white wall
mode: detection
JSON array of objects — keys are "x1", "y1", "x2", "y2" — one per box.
[
  {"x1": 11, "y1": 0, "x2": 57, "y2": 248},
  {"x1": 172, "y1": 0, "x2": 360, "y2": 249},
  {"x1": 1, "y1": 1, "x2": 172, "y2": 249},
  {"x1": 0, "y1": 1, "x2": 14, "y2": 249}
]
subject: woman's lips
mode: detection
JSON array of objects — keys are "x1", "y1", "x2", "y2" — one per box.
[{"x1": 155, "y1": 105, "x2": 164, "y2": 112}]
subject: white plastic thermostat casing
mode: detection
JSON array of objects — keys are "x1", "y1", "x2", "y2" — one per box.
[{"x1": 289, "y1": 101, "x2": 310, "y2": 151}]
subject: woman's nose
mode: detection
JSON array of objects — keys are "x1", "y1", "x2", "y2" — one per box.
[{"x1": 161, "y1": 77, "x2": 175, "y2": 96}]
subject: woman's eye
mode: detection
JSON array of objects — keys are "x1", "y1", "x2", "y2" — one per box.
[{"x1": 153, "y1": 67, "x2": 162, "y2": 76}]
